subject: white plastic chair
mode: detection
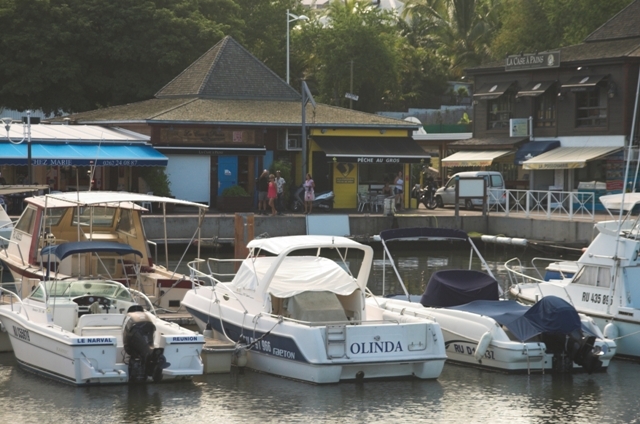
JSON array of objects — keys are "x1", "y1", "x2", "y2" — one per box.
[
  {"x1": 141, "y1": 192, "x2": 153, "y2": 213},
  {"x1": 357, "y1": 192, "x2": 370, "y2": 212}
]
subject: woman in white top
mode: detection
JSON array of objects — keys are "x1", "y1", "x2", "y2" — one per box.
[{"x1": 394, "y1": 171, "x2": 404, "y2": 210}]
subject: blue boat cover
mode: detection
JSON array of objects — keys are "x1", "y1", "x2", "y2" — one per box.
[
  {"x1": 420, "y1": 269, "x2": 499, "y2": 307},
  {"x1": 380, "y1": 227, "x2": 468, "y2": 242},
  {"x1": 41, "y1": 241, "x2": 142, "y2": 260},
  {"x1": 447, "y1": 296, "x2": 582, "y2": 342}
]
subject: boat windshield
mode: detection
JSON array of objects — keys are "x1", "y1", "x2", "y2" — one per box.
[
  {"x1": 29, "y1": 280, "x2": 134, "y2": 302},
  {"x1": 73, "y1": 206, "x2": 116, "y2": 227}
]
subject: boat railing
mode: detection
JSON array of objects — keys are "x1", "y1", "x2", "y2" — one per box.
[
  {"x1": 0, "y1": 236, "x2": 26, "y2": 265},
  {"x1": 187, "y1": 257, "x2": 242, "y2": 287},
  {"x1": 490, "y1": 189, "x2": 596, "y2": 221},
  {"x1": 505, "y1": 257, "x2": 574, "y2": 304},
  {"x1": 0, "y1": 286, "x2": 29, "y2": 319},
  {"x1": 260, "y1": 312, "x2": 403, "y2": 327},
  {"x1": 128, "y1": 287, "x2": 157, "y2": 316},
  {"x1": 147, "y1": 240, "x2": 158, "y2": 266}
]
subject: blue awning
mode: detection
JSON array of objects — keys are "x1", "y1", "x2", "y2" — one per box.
[
  {"x1": 0, "y1": 143, "x2": 168, "y2": 166},
  {"x1": 514, "y1": 140, "x2": 560, "y2": 165}
]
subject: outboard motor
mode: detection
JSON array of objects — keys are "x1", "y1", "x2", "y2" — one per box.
[{"x1": 123, "y1": 309, "x2": 169, "y2": 383}]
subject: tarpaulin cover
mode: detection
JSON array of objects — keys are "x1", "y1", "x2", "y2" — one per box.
[
  {"x1": 447, "y1": 296, "x2": 582, "y2": 342},
  {"x1": 420, "y1": 269, "x2": 499, "y2": 307}
]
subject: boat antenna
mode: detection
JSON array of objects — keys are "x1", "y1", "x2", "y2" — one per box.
[{"x1": 87, "y1": 135, "x2": 103, "y2": 192}]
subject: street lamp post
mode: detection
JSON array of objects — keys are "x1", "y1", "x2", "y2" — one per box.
[
  {"x1": 286, "y1": 9, "x2": 308, "y2": 84},
  {"x1": 1, "y1": 109, "x2": 33, "y2": 184}
]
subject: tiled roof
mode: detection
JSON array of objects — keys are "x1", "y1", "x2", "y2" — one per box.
[
  {"x1": 55, "y1": 98, "x2": 416, "y2": 128},
  {"x1": 448, "y1": 137, "x2": 528, "y2": 149},
  {"x1": 585, "y1": 0, "x2": 640, "y2": 42},
  {"x1": 155, "y1": 36, "x2": 301, "y2": 101}
]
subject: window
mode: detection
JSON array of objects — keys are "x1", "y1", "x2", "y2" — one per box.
[
  {"x1": 571, "y1": 265, "x2": 611, "y2": 288},
  {"x1": 535, "y1": 89, "x2": 556, "y2": 127},
  {"x1": 576, "y1": 89, "x2": 607, "y2": 127},
  {"x1": 15, "y1": 207, "x2": 36, "y2": 235},
  {"x1": 487, "y1": 93, "x2": 514, "y2": 130}
]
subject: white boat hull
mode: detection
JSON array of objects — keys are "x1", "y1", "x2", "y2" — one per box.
[
  {"x1": 372, "y1": 297, "x2": 616, "y2": 372},
  {"x1": 184, "y1": 288, "x2": 446, "y2": 383},
  {"x1": 0, "y1": 303, "x2": 205, "y2": 385}
]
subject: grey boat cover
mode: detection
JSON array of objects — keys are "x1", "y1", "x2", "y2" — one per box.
[{"x1": 447, "y1": 296, "x2": 583, "y2": 342}]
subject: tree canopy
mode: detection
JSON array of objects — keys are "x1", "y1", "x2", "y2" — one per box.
[{"x1": 0, "y1": 0, "x2": 635, "y2": 115}]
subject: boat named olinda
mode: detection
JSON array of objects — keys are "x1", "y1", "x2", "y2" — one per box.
[{"x1": 182, "y1": 235, "x2": 447, "y2": 383}]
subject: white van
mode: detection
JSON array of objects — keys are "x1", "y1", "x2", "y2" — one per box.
[{"x1": 435, "y1": 171, "x2": 506, "y2": 210}]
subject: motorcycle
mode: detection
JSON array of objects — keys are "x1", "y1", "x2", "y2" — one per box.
[
  {"x1": 291, "y1": 185, "x2": 335, "y2": 213},
  {"x1": 412, "y1": 177, "x2": 438, "y2": 210}
]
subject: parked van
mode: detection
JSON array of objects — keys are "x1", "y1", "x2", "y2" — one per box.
[{"x1": 435, "y1": 171, "x2": 506, "y2": 210}]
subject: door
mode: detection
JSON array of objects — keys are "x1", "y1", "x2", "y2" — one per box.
[
  {"x1": 441, "y1": 177, "x2": 457, "y2": 205},
  {"x1": 210, "y1": 157, "x2": 218, "y2": 207},
  {"x1": 218, "y1": 156, "x2": 238, "y2": 195},
  {"x1": 165, "y1": 155, "x2": 210, "y2": 203}
]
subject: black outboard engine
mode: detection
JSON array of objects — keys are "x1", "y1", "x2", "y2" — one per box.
[{"x1": 123, "y1": 310, "x2": 169, "y2": 383}]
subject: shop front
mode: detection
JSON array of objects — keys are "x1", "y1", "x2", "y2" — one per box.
[{"x1": 311, "y1": 134, "x2": 430, "y2": 209}]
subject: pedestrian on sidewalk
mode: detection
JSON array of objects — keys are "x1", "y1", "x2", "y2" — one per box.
[
  {"x1": 257, "y1": 169, "x2": 269, "y2": 215},
  {"x1": 268, "y1": 174, "x2": 277, "y2": 216},
  {"x1": 275, "y1": 170, "x2": 286, "y2": 215}
]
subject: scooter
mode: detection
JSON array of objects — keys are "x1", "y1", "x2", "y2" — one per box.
[
  {"x1": 412, "y1": 177, "x2": 438, "y2": 210},
  {"x1": 291, "y1": 185, "x2": 335, "y2": 212}
]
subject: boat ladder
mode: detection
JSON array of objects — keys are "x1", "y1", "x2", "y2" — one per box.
[{"x1": 325, "y1": 324, "x2": 348, "y2": 359}]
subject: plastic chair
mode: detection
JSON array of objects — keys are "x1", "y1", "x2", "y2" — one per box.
[
  {"x1": 373, "y1": 195, "x2": 386, "y2": 212},
  {"x1": 141, "y1": 192, "x2": 153, "y2": 213},
  {"x1": 357, "y1": 192, "x2": 370, "y2": 212}
]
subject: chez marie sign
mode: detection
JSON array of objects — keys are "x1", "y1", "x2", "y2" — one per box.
[{"x1": 505, "y1": 51, "x2": 560, "y2": 72}]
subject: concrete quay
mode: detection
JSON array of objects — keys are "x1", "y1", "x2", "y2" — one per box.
[{"x1": 142, "y1": 207, "x2": 610, "y2": 248}]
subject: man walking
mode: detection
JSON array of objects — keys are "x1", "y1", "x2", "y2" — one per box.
[
  {"x1": 257, "y1": 169, "x2": 269, "y2": 215},
  {"x1": 275, "y1": 170, "x2": 286, "y2": 215}
]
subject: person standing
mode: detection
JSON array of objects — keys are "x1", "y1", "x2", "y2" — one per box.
[
  {"x1": 267, "y1": 174, "x2": 277, "y2": 216},
  {"x1": 275, "y1": 170, "x2": 286, "y2": 215},
  {"x1": 257, "y1": 169, "x2": 269, "y2": 215},
  {"x1": 394, "y1": 170, "x2": 404, "y2": 210},
  {"x1": 303, "y1": 173, "x2": 315, "y2": 214}
]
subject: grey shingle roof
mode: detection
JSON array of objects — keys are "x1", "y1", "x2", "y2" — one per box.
[
  {"x1": 585, "y1": 0, "x2": 640, "y2": 42},
  {"x1": 57, "y1": 98, "x2": 416, "y2": 128},
  {"x1": 448, "y1": 137, "x2": 528, "y2": 149},
  {"x1": 155, "y1": 36, "x2": 301, "y2": 101}
]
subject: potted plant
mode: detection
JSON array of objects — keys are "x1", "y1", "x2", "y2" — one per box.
[{"x1": 217, "y1": 185, "x2": 253, "y2": 212}]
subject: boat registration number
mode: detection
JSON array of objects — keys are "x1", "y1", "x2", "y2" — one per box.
[
  {"x1": 581, "y1": 292, "x2": 613, "y2": 305},
  {"x1": 451, "y1": 343, "x2": 494, "y2": 360},
  {"x1": 13, "y1": 326, "x2": 30, "y2": 342}
]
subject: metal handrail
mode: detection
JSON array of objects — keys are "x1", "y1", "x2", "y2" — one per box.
[
  {"x1": 0, "y1": 286, "x2": 29, "y2": 319},
  {"x1": 490, "y1": 189, "x2": 597, "y2": 221},
  {"x1": 0, "y1": 236, "x2": 26, "y2": 265}
]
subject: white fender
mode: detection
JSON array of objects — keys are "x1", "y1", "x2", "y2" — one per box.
[
  {"x1": 474, "y1": 331, "x2": 493, "y2": 361},
  {"x1": 603, "y1": 322, "x2": 619, "y2": 340}
]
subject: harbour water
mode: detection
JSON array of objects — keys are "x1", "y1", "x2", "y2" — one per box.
[{"x1": 1, "y1": 243, "x2": 639, "y2": 424}]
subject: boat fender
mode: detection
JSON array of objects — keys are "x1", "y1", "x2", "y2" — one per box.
[
  {"x1": 634, "y1": 249, "x2": 640, "y2": 262},
  {"x1": 603, "y1": 323, "x2": 618, "y2": 340},
  {"x1": 474, "y1": 332, "x2": 493, "y2": 361}
]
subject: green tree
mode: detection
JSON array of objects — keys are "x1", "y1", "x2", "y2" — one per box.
[
  {"x1": 402, "y1": 0, "x2": 502, "y2": 78},
  {"x1": 492, "y1": 0, "x2": 634, "y2": 58},
  {"x1": 0, "y1": 0, "x2": 235, "y2": 114},
  {"x1": 300, "y1": 0, "x2": 402, "y2": 112}
]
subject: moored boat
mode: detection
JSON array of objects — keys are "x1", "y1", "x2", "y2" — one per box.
[
  {"x1": 0, "y1": 242, "x2": 204, "y2": 385},
  {"x1": 182, "y1": 235, "x2": 447, "y2": 383},
  {"x1": 370, "y1": 227, "x2": 615, "y2": 373}
]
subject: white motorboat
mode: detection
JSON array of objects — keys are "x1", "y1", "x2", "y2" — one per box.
[
  {"x1": 0, "y1": 241, "x2": 204, "y2": 385},
  {"x1": 508, "y1": 193, "x2": 640, "y2": 360},
  {"x1": 182, "y1": 235, "x2": 447, "y2": 384},
  {"x1": 369, "y1": 227, "x2": 615, "y2": 373},
  {"x1": 0, "y1": 191, "x2": 208, "y2": 312}
]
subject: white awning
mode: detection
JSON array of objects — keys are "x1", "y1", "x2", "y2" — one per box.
[
  {"x1": 522, "y1": 146, "x2": 622, "y2": 169},
  {"x1": 441, "y1": 150, "x2": 513, "y2": 167}
]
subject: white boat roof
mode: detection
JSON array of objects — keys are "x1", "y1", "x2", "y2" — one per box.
[
  {"x1": 25, "y1": 191, "x2": 208, "y2": 209},
  {"x1": 0, "y1": 184, "x2": 50, "y2": 195},
  {"x1": 232, "y1": 256, "x2": 359, "y2": 298},
  {"x1": 599, "y1": 193, "x2": 640, "y2": 212},
  {"x1": 247, "y1": 235, "x2": 365, "y2": 255}
]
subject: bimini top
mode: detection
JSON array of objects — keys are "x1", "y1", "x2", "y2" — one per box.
[
  {"x1": 420, "y1": 269, "x2": 499, "y2": 307},
  {"x1": 447, "y1": 296, "x2": 582, "y2": 342},
  {"x1": 247, "y1": 235, "x2": 369, "y2": 256},
  {"x1": 380, "y1": 227, "x2": 468, "y2": 243},
  {"x1": 599, "y1": 193, "x2": 640, "y2": 212},
  {"x1": 26, "y1": 191, "x2": 209, "y2": 209},
  {"x1": 41, "y1": 241, "x2": 142, "y2": 261}
]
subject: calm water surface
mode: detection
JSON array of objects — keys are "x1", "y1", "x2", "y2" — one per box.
[{"x1": 1, "y1": 243, "x2": 639, "y2": 424}]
